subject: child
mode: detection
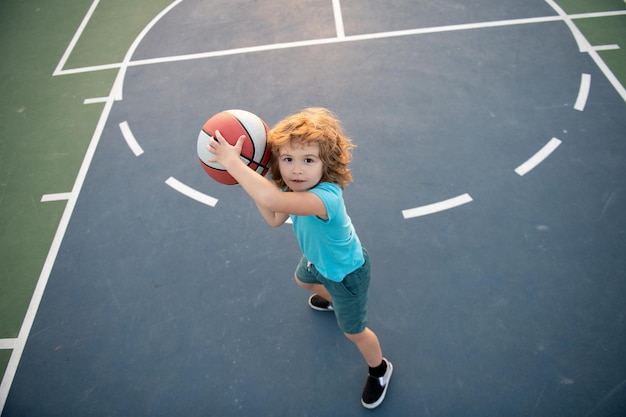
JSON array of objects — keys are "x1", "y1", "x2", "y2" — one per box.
[{"x1": 207, "y1": 107, "x2": 392, "y2": 409}]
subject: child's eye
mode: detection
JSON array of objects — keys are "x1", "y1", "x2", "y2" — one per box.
[
  {"x1": 305, "y1": 158, "x2": 315, "y2": 163},
  {"x1": 283, "y1": 157, "x2": 293, "y2": 163}
]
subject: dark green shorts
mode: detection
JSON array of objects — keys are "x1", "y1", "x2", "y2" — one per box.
[{"x1": 295, "y1": 249, "x2": 370, "y2": 334}]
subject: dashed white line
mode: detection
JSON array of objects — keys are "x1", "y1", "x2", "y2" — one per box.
[
  {"x1": 41, "y1": 193, "x2": 72, "y2": 203},
  {"x1": 402, "y1": 193, "x2": 474, "y2": 219},
  {"x1": 515, "y1": 138, "x2": 562, "y2": 176},
  {"x1": 165, "y1": 177, "x2": 218, "y2": 207},
  {"x1": 574, "y1": 73, "x2": 591, "y2": 111},
  {"x1": 119, "y1": 121, "x2": 144, "y2": 156}
]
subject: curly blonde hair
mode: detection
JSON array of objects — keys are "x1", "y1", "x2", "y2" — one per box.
[{"x1": 268, "y1": 108, "x2": 355, "y2": 189}]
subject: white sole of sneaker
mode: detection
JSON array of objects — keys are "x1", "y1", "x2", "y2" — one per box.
[{"x1": 308, "y1": 294, "x2": 334, "y2": 312}]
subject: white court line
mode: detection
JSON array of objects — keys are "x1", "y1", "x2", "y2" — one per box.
[
  {"x1": 1, "y1": 2, "x2": 183, "y2": 408},
  {"x1": 592, "y1": 44, "x2": 620, "y2": 51},
  {"x1": 84, "y1": 97, "x2": 108, "y2": 104},
  {"x1": 165, "y1": 177, "x2": 218, "y2": 207},
  {"x1": 52, "y1": 9, "x2": 626, "y2": 84},
  {"x1": 585, "y1": 47, "x2": 626, "y2": 103},
  {"x1": 546, "y1": 0, "x2": 626, "y2": 103},
  {"x1": 0, "y1": 78, "x2": 119, "y2": 412},
  {"x1": 6, "y1": 1, "x2": 624, "y2": 411},
  {"x1": 112, "y1": 0, "x2": 184, "y2": 100},
  {"x1": 53, "y1": 0, "x2": 101, "y2": 75},
  {"x1": 50, "y1": 14, "x2": 578, "y2": 75},
  {"x1": 119, "y1": 121, "x2": 144, "y2": 156},
  {"x1": 0, "y1": 339, "x2": 17, "y2": 350},
  {"x1": 41, "y1": 192, "x2": 72, "y2": 203},
  {"x1": 571, "y1": 10, "x2": 626, "y2": 19},
  {"x1": 574, "y1": 73, "x2": 591, "y2": 111},
  {"x1": 58, "y1": 62, "x2": 123, "y2": 76},
  {"x1": 402, "y1": 194, "x2": 474, "y2": 219},
  {"x1": 515, "y1": 138, "x2": 562, "y2": 176},
  {"x1": 124, "y1": 15, "x2": 564, "y2": 69},
  {"x1": 546, "y1": 0, "x2": 591, "y2": 52},
  {"x1": 332, "y1": 0, "x2": 345, "y2": 38}
]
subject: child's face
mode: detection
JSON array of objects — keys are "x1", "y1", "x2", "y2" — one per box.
[{"x1": 277, "y1": 141, "x2": 324, "y2": 192}]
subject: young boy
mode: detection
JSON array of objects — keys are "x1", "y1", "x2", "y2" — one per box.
[{"x1": 207, "y1": 107, "x2": 392, "y2": 409}]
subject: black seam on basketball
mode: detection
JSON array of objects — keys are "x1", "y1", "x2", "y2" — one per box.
[
  {"x1": 238, "y1": 155, "x2": 269, "y2": 169},
  {"x1": 230, "y1": 113, "x2": 259, "y2": 163},
  {"x1": 206, "y1": 112, "x2": 269, "y2": 170},
  {"x1": 199, "y1": 158, "x2": 227, "y2": 171},
  {"x1": 202, "y1": 129, "x2": 217, "y2": 142}
]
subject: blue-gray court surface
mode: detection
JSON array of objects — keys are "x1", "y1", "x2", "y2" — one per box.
[{"x1": 2, "y1": 0, "x2": 626, "y2": 416}]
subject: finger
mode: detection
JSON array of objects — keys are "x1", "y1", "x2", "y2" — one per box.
[
  {"x1": 214, "y1": 129, "x2": 226, "y2": 143},
  {"x1": 234, "y1": 135, "x2": 246, "y2": 150},
  {"x1": 207, "y1": 138, "x2": 218, "y2": 152}
]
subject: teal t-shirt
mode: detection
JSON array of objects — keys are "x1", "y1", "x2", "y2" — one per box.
[{"x1": 289, "y1": 182, "x2": 364, "y2": 282}]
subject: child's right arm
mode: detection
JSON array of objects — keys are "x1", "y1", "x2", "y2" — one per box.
[
  {"x1": 207, "y1": 131, "x2": 326, "y2": 226},
  {"x1": 254, "y1": 202, "x2": 290, "y2": 227}
]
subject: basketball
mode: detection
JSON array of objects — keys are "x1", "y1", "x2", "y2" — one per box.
[{"x1": 197, "y1": 109, "x2": 272, "y2": 185}]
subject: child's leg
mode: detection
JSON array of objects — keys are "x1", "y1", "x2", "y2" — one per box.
[
  {"x1": 344, "y1": 327, "x2": 383, "y2": 367},
  {"x1": 294, "y1": 274, "x2": 332, "y2": 302},
  {"x1": 348, "y1": 327, "x2": 392, "y2": 409}
]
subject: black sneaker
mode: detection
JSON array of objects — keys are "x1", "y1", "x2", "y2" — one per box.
[
  {"x1": 308, "y1": 294, "x2": 333, "y2": 312},
  {"x1": 361, "y1": 358, "x2": 393, "y2": 409}
]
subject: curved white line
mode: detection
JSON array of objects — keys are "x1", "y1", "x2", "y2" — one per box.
[
  {"x1": 545, "y1": 0, "x2": 591, "y2": 52},
  {"x1": 113, "y1": 0, "x2": 184, "y2": 100},
  {"x1": 165, "y1": 177, "x2": 218, "y2": 207},
  {"x1": 545, "y1": 0, "x2": 626, "y2": 103},
  {"x1": 515, "y1": 138, "x2": 562, "y2": 176},
  {"x1": 402, "y1": 193, "x2": 473, "y2": 219},
  {"x1": 574, "y1": 73, "x2": 591, "y2": 111},
  {"x1": 119, "y1": 121, "x2": 144, "y2": 156}
]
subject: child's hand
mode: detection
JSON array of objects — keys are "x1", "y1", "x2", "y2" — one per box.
[{"x1": 207, "y1": 130, "x2": 246, "y2": 169}]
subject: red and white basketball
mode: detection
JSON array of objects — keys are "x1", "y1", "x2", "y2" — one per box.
[{"x1": 197, "y1": 109, "x2": 272, "y2": 185}]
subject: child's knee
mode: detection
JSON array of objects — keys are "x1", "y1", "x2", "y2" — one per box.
[
  {"x1": 344, "y1": 330, "x2": 365, "y2": 343},
  {"x1": 344, "y1": 327, "x2": 373, "y2": 344}
]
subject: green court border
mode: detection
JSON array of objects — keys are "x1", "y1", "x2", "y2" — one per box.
[
  {"x1": 0, "y1": 0, "x2": 171, "y2": 384},
  {"x1": 1, "y1": 0, "x2": 625, "y2": 400}
]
